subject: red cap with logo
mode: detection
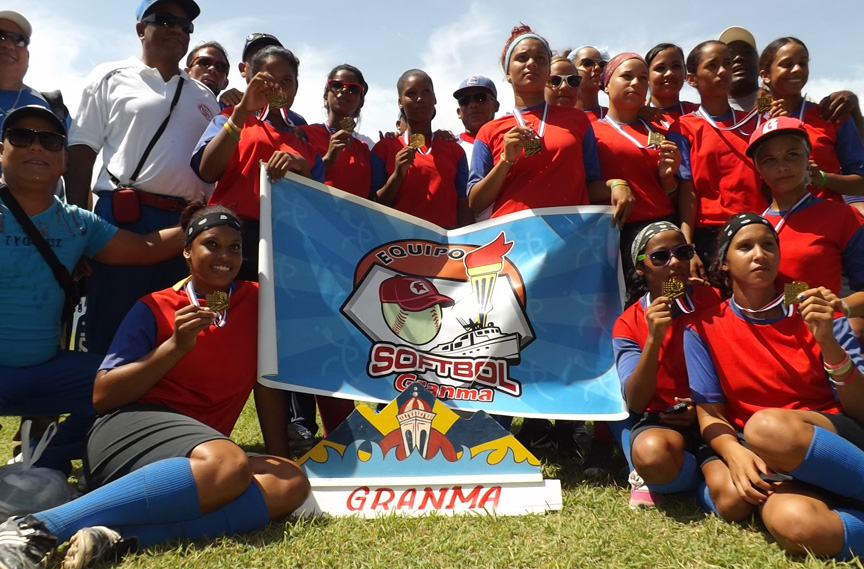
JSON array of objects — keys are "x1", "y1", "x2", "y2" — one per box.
[
  {"x1": 746, "y1": 116, "x2": 810, "y2": 158},
  {"x1": 379, "y1": 276, "x2": 454, "y2": 311}
]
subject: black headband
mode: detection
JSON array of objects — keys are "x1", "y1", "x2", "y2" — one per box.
[
  {"x1": 185, "y1": 212, "x2": 242, "y2": 246},
  {"x1": 717, "y1": 213, "x2": 777, "y2": 262}
]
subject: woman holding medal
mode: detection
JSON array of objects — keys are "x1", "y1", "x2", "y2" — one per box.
[
  {"x1": 644, "y1": 43, "x2": 699, "y2": 127},
  {"x1": 372, "y1": 69, "x2": 473, "y2": 228},
  {"x1": 299, "y1": 64, "x2": 386, "y2": 199},
  {"x1": 467, "y1": 25, "x2": 634, "y2": 225},
  {"x1": 683, "y1": 212, "x2": 864, "y2": 560},
  {"x1": 193, "y1": 45, "x2": 324, "y2": 281},
  {"x1": 758, "y1": 37, "x2": 864, "y2": 206},
  {"x1": 0, "y1": 203, "x2": 310, "y2": 569},
  {"x1": 613, "y1": 221, "x2": 720, "y2": 508},
  {"x1": 668, "y1": 40, "x2": 767, "y2": 276},
  {"x1": 593, "y1": 52, "x2": 682, "y2": 302}
]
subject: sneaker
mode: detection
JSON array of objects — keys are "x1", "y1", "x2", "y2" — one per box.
[
  {"x1": 628, "y1": 470, "x2": 664, "y2": 509},
  {"x1": 286, "y1": 423, "x2": 317, "y2": 455},
  {"x1": 0, "y1": 515, "x2": 57, "y2": 569},
  {"x1": 61, "y1": 526, "x2": 137, "y2": 569},
  {"x1": 515, "y1": 419, "x2": 554, "y2": 450}
]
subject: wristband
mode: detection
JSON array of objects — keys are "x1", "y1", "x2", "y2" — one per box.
[
  {"x1": 828, "y1": 365, "x2": 856, "y2": 385},
  {"x1": 841, "y1": 300, "x2": 852, "y2": 318},
  {"x1": 499, "y1": 153, "x2": 516, "y2": 166},
  {"x1": 824, "y1": 351, "x2": 854, "y2": 381},
  {"x1": 610, "y1": 180, "x2": 629, "y2": 189},
  {"x1": 226, "y1": 117, "x2": 243, "y2": 132},
  {"x1": 664, "y1": 184, "x2": 678, "y2": 196},
  {"x1": 223, "y1": 121, "x2": 241, "y2": 142},
  {"x1": 817, "y1": 169, "x2": 827, "y2": 189}
]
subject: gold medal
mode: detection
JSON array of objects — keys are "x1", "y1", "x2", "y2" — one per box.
[
  {"x1": 661, "y1": 278, "x2": 685, "y2": 300},
  {"x1": 408, "y1": 133, "x2": 425, "y2": 149},
  {"x1": 206, "y1": 291, "x2": 230, "y2": 313},
  {"x1": 756, "y1": 89, "x2": 774, "y2": 113},
  {"x1": 339, "y1": 116, "x2": 356, "y2": 132},
  {"x1": 522, "y1": 136, "x2": 542, "y2": 157},
  {"x1": 268, "y1": 91, "x2": 290, "y2": 109},
  {"x1": 648, "y1": 131, "x2": 666, "y2": 147},
  {"x1": 783, "y1": 281, "x2": 809, "y2": 306}
]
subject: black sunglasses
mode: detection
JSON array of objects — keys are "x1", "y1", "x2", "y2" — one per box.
[
  {"x1": 457, "y1": 92, "x2": 489, "y2": 107},
  {"x1": 4, "y1": 128, "x2": 66, "y2": 152},
  {"x1": 192, "y1": 56, "x2": 229, "y2": 73},
  {"x1": 327, "y1": 79, "x2": 364, "y2": 95},
  {"x1": 549, "y1": 74, "x2": 582, "y2": 88},
  {"x1": 637, "y1": 243, "x2": 696, "y2": 267},
  {"x1": 578, "y1": 57, "x2": 607, "y2": 70},
  {"x1": 0, "y1": 28, "x2": 29, "y2": 48},
  {"x1": 141, "y1": 12, "x2": 194, "y2": 34}
]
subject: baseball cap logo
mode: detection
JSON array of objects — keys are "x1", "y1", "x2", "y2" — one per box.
[
  {"x1": 764, "y1": 118, "x2": 779, "y2": 133},
  {"x1": 410, "y1": 281, "x2": 430, "y2": 296}
]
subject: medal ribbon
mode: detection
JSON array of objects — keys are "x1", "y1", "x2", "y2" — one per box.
[
  {"x1": 602, "y1": 115, "x2": 662, "y2": 149},
  {"x1": 762, "y1": 192, "x2": 814, "y2": 235},
  {"x1": 650, "y1": 101, "x2": 685, "y2": 128},
  {"x1": 184, "y1": 280, "x2": 233, "y2": 328},
  {"x1": 257, "y1": 106, "x2": 295, "y2": 127},
  {"x1": 643, "y1": 289, "x2": 696, "y2": 316},
  {"x1": 402, "y1": 131, "x2": 435, "y2": 155},
  {"x1": 512, "y1": 104, "x2": 549, "y2": 138},
  {"x1": 731, "y1": 293, "x2": 794, "y2": 318},
  {"x1": 697, "y1": 106, "x2": 758, "y2": 136}
]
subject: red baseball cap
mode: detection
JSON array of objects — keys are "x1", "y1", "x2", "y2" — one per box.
[
  {"x1": 746, "y1": 116, "x2": 810, "y2": 158},
  {"x1": 379, "y1": 276, "x2": 454, "y2": 311}
]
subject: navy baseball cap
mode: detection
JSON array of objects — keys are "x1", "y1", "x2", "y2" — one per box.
[
  {"x1": 453, "y1": 76, "x2": 497, "y2": 100},
  {"x1": 242, "y1": 33, "x2": 282, "y2": 62},
  {"x1": 3, "y1": 105, "x2": 66, "y2": 137},
  {"x1": 136, "y1": 0, "x2": 200, "y2": 22}
]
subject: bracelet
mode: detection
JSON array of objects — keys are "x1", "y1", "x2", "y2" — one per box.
[
  {"x1": 226, "y1": 117, "x2": 243, "y2": 132},
  {"x1": 828, "y1": 364, "x2": 856, "y2": 385},
  {"x1": 841, "y1": 300, "x2": 852, "y2": 318},
  {"x1": 817, "y1": 169, "x2": 827, "y2": 188},
  {"x1": 499, "y1": 153, "x2": 516, "y2": 166},
  {"x1": 824, "y1": 351, "x2": 854, "y2": 381},
  {"x1": 610, "y1": 180, "x2": 629, "y2": 189},
  {"x1": 223, "y1": 121, "x2": 240, "y2": 142},
  {"x1": 663, "y1": 184, "x2": 678, "y2": 196},
  {"x1": 824, "y1": 351, "x2": 850, "y2": 370}
]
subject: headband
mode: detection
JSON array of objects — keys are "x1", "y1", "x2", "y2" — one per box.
[
  {"x1": 631, "y1": 220, "x2": 682, "y2": 265},
  {"x1": 716, "y1": 213, "x2": 777, "y2": 262},
  {"x1": 603, "y1": 52, "x2": 645, "y2": 88},
  {"x1": 185, "y1": 212, "x2": 242, "y2": 246},
  {"x1": 504, "y1": 33, "x2": 551, "y2": 69}
]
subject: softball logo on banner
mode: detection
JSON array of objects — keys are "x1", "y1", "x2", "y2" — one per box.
[{"x1": 342, "y1": 233, "x2": 534, "y2": 401}]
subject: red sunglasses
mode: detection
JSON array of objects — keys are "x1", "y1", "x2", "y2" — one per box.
[{"x1": 328, "y1": 79, "x2": 364, "y2": 95}]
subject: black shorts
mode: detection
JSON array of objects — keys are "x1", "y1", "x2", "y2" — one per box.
[
  {"x1": 630, "y1": 412, "x2": 703, "y2": 457},
  {"x1": 83, "y1": 403, "x2": 229, "y2": 489}
]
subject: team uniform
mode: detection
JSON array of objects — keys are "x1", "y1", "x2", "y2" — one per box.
[
  {"x1": 372, "y1": 135, "x2": 468, "y2": 228},
  {"x1": 71, "y1": 56, "x2": 220, "y2": 354},
  {"x1": 468, "y1": 104, "x2": 601, "y2": 218},
  {"x1": 89, "y1": 279, "x2": 258, "y2": 486},
  {"x1": 458, "y1": 132, "x2": 476, "y2": 165},
  {"x1": 763, "y1": 197, "x2": 864, "y2": 294},
  {"x1": 652, "y1": 101, "x2": 700, "y2": 128},
  {"x1": 298, "y1": 123, "x2": 385, "y2": 199},
  {"x1": 581, "y1": 106, "x2": 608, "y2": 122}
]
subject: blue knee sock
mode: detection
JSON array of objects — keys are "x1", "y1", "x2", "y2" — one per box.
[
  {"x1": 836, "y1": 508, "x2": 864, "y2": 561},
  {"x1": 647, "y1": 452, "x2": 698, "y2": 494},
  {"x1": 36, "y1": 457, "x2": 201, "y2": 542},
  {"x1": 789, "y1": 427, "x2": 864, "y2": 501},
  {"x1": 119, "y1": 482, "x2": 271, "y2": 547},
  {"x1": 694, "y1": 480, "x2": 718, "y2": 516}
]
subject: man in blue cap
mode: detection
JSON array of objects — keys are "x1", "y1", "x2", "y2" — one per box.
[
  {"x1": 453, "y1": 75, "x2": 499, "y2": 166},
  {"x1": 63, "y1": 0, "x2": 219, "y2": 356}
]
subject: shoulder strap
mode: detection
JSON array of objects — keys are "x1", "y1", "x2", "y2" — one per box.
[
  {"x1": 0, "y1": 184, "x2": 76, "y2": 321},
  {"x1": 126, "y1": 77, "x2": 185, "y2": 184},
  {"x1": 39, "y1": 90, "x2": 69, "y2": 124}
]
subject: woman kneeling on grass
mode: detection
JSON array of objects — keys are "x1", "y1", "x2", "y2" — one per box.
[
  {"x1": 0, "y1": 203, "x2": 310, "y2": 569},
  {"x1": 683, "y1": 212, "x2": 864, "y2": 560}
]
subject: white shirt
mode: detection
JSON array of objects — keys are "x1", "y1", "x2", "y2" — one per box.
[{"x1": 69, "y1": 57, "x2": 219, "y2": 202}]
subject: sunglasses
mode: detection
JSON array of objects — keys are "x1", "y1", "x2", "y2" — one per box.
[
  {"x1": 191, "y1": 56, "x2": 229, "y2": 73},
  {"x1": 0, "y1": 28, "x2": 29, "y2": 48},
  {"x1": 548, "y1": 74, "x2": 582, "y2": 88},
  {"x1": 328, "y1": 79, "x2": 364, "y2": 95},
  {"x1": 457, "y1": 92, "x2": 490, "y2": 107},
  {"x1": 4, "y1": 128, "x2": 66, "y2": 152},
  {"x1": 141, "y1": 12, "x2": 194, "y2": 34},
  {"x1": 578, "y1": 58, "x2": 607, "y2": 70},
  {"x1": 637, "y1": 243, "x2": 696, "y2": 267}
]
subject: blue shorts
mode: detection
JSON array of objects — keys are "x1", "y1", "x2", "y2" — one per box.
[{"x1": 0, "y1": 350, "x2": 101, "y2": 416}]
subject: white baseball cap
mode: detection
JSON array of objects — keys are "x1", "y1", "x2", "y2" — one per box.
[
  {"x1": 719, "y1": 26, "x2": 756, "y2": 49},
  {"x1": 0, "y1": 11, "x2": 32, "y2": 38}
]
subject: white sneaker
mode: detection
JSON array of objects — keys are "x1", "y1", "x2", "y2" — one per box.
[{"x1": 61, "y1": 526, "x2": 136, "y2": 569}]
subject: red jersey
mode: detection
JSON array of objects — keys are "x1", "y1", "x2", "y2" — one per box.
[
  {"x1": 208, "y1": 110, "x2": 320, "y2": 220},
  {"x1": 594, "y1": 118, "x2": 676, "y2": 222},
  {"x1": 613, "y1": 286, "x2": 722, "y2": 413},
  {"x1": 582, "y1": 106, "x2": 608, "y2": 122},
  {"x1": 671, "y1": 110, "x2": 767, "y2": 227},
  {"x1": 372, "y1": 135, "x2": 467, "y2": 228},
  {"x1": 138, "y1": 281, "x2": 259, "y2": 436},
  {"x1": 654, "y1": 101, "x2": 700, "y2": 127},
  {"x1": 299, "y1": 123, "x2": 373, "y2": 199}
]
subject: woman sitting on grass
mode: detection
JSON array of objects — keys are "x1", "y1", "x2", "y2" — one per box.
[
  {"x1": 0, "y1": 203, "x2": 310, "y2": 569},
  {"x1": 683, "y1": 212, "x2": 864, "y2": 560}
]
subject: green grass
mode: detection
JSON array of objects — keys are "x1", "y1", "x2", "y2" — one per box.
[{"x1": 4, "y1": 402, "x2": 862, "y2": 569}]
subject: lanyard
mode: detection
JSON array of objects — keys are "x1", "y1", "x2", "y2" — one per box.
[
  {"x1": 697, "y1": 106, "x2": 758, "y2": 136},
  {"x1": 762, "y1": 192, "x2": 814, "y2": 235},
  {"x1": 731, "y1": 293, "x2": 794, "y2": 318},
  {"x1": 184, "y1": 280, "x2": 233, "y2": 328},
  {"x1": 512, "y1": 104, "x2": 548, "y2": 138},
  {"x1": 644, "y1": 289, "x2": 696, "y2": 315},
  {"x1": 402, "y1": 131, "x2": 435, "y2": 155},
  {"x1": 602, "y1": 115, "x2": 661, "y2": 150},
  {"x1": 257, "y1": 106, "x2": 295, "y2": 127},
  {"x1": 650, "y1": 101, "x2": 685, "y2": 128}
]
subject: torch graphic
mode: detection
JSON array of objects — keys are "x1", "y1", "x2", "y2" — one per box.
[{"x1": 463, "y1": 232, "x2": 514, "y2": 327}]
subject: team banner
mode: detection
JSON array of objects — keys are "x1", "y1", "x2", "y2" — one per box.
[{"x1": 258, "y1": 172, "x2": 627, "y2": 419}]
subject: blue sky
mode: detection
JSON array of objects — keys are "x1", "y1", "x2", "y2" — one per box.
[{"x1": 12, "y1": 0, "x2": 864, "y2": 137}]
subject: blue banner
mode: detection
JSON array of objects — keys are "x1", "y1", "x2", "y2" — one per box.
[{"x1": 258, "y1": 174, "x2": 627, "y2": 419}]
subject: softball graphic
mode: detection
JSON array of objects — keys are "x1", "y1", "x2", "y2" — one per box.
[{"x1": 379, "y1": 276, "x2": 454, "y2": 345}]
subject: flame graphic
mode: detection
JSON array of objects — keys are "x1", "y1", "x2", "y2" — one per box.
[{"x1": 463, "y1": 233, "x2": 513, "y2": 327}]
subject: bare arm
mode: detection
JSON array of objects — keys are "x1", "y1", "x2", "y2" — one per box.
[
  {"x1": 375, "y1": 146, "x2": 414, "y2": 206},
  {"x1": 623, "y1": 297, "x2": 672, "y2": 413},
  {"x1": 254, "y1": 383, "x2": 292, "y2": 458},
  {"x1": 91, "y1": 226, "x2": 184, "y2": 265},
  {"x1": 64, "y1": 145, "x2": 97, "y2": 209},
  {"x1": 467, "y1": 126, "x2": 526, "y2": 213},
  {"x1": 677, "y1": 179, "x2": 705, "y2": 278}
]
